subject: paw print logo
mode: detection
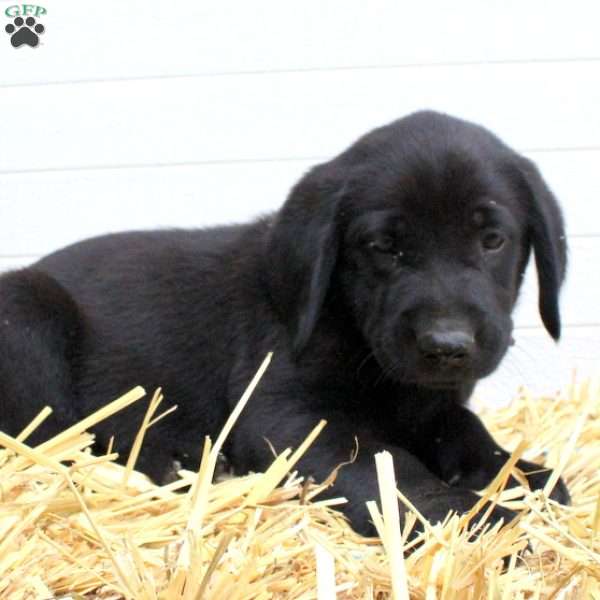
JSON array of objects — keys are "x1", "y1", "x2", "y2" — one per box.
[{"x1": 5, "y1": 16, "x2": 45, "y2": 48}]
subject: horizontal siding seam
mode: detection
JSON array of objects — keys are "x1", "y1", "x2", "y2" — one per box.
[
  {"x1": 2, "y1": 146, "x2": 600, "y2": 177},
  {"x1": 2, "y1": 56, "x2": 600, "y2": 90}
]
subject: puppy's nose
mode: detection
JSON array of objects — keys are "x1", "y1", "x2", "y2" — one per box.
[{"x1": 417, "y1": 329, "x2": 475, "y2": 368}]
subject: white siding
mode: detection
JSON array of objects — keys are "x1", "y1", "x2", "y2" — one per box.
[{"x1": 0, "y1": 0, "x2": 599, "y2": 406}]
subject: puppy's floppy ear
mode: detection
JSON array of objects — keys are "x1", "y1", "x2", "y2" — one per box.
[
  {"x1": 265, "y1": 163, "x2": 343, "y2": 355},
  {"x1": 514, "y1": 157, "x2": 567, "y2": 340}
]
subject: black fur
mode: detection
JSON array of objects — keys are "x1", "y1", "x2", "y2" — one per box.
[{"x1": 0, "y1": 111, "x2": 569, "y2": 535}]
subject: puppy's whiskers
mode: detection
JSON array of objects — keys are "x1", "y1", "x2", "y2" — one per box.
[
  {"x1": 375, "y1": 358, "x2": 409, "y2": 387},
  {"x1": 355, "y1": 351, "x2": 376, "y2": 379}
]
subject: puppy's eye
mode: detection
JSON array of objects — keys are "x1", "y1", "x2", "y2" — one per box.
[
  {"x1": 481, "y1": 230, "x2": 506, "y2": 252},
  {"x1": 367, "y1": 235, "x2": 395, "y2": 254}
]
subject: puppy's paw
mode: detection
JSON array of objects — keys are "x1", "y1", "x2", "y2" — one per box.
[
  {"x1": 547, "y1": 476, "x2": 571, "y2": 505},
  {"x1": 517, "y1": 459, "x2": 571, "y2": 505},
  {"x1": 417, "y1": 488, "x2": 518, "y2": 538}
]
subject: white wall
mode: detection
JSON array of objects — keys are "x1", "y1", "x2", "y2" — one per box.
[{"x1": 0, "y1": 0, "x2": 599, "y2": 405}]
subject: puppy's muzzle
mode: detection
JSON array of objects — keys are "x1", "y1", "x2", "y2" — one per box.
[{"x1": 417, "y1": 324, "x2": 475, "y2": 370}]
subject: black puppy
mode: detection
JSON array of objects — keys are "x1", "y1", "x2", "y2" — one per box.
[{"x1": 0, "y1": 111, "x2": 568, "y2": 535}]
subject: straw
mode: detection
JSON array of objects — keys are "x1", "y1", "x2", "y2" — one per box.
[{"x1": 0, "y1": 369, "x2": 599, "y2": 599}]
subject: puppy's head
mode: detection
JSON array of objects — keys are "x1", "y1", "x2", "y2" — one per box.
[{"x1": 266, "y1": 111, "x2": 566, "y2": 389}]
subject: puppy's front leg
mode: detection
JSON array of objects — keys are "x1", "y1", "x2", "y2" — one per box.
[
  {"x1": 230, "y1": 406, "x2": 515, "y2": 537},
  {"x1": 330, "y1": 444, "x2": 517, "y2": 538},
  {"x1": 420, "y1": 404, "x2": 570, "y2": 505}
]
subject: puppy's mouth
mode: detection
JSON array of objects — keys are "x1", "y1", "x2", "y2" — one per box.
[
  {"x1": 419, "y1": 380, "x2": 463, "y2": 390},
  {"x1": 413, "y1": 366, "x2": 480, "y2": 390}
]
